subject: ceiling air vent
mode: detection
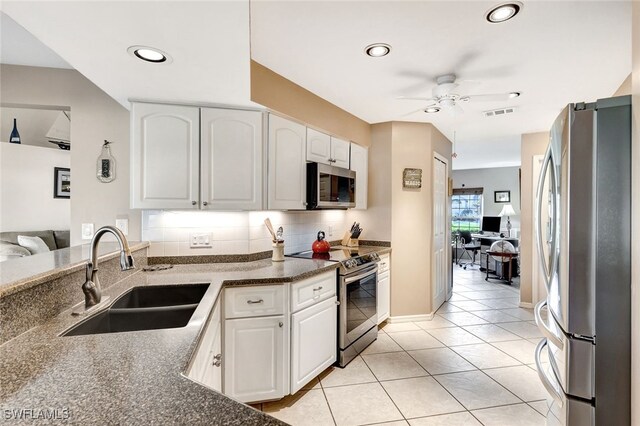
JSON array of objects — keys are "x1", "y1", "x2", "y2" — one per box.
[{"x1": 484, "y1": 107, "x2": 516, "y2": 117}]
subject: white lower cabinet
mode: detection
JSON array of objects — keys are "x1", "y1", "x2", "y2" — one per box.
[
  {"x1": 377, "y1": 254, "x2": 391, "y2": 324},
  {"x1": 224, "y1": 315, "x2": 287, "y2": 403},
  {"x1": 187, "y1": 299, "x2": 222, "y2": 392},
  {"x1": 291, "y1": 296, "x2": 337, "y2": 394}
]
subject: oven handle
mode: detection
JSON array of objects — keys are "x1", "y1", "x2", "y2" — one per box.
[{"x1": 344, "y1": 265, "x2": 378, "y2": 284}]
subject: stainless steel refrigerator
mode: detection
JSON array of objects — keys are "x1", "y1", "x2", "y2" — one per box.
[{"x1": 534, "y1": 96, "x2": 631, "y2": 425}]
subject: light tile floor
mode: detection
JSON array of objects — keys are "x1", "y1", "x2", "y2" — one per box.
[{"x1": 253, "y1": 267, "x2": 547, "y2": 426}]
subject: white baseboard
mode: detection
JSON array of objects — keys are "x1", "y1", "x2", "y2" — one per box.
[
  {"x1": 519, "y1": 302, "x2": 534, "y2": 309},
  {"x1": 386, "y1": 313, "x2": 434, "y2": 323}
]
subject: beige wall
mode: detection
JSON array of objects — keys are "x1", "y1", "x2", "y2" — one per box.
[
  {"x1": 347, "y1": 123, "x2": 392, "y2": 241},
  {"x1": 631, "y1": 2, "x2": 639, "y2": 423},
  {"x1": 0, "y1": 65, "x2": 139, "y2": 245},
  {"x1": 519, "y1": 132, "x2": 549, "y2": 305},
  {"x1": 614, "y1": 73, "x2": 632, "y2": 96},
  {"x1": 250, "y1": 60, "x2": 371, "y2": 147},
  {"x1": 389, "y1": 122, "x2": 452, "y2": 317}
]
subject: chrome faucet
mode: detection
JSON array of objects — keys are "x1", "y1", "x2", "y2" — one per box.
[{"x1": 82, "y1": 225, "x2": 135, "y2": 310}]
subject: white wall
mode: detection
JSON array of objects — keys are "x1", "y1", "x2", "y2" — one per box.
[
  {"x1": 452, "y1": 166, "x2": 521, "y2": 233},
  {"x1": 0, "y1": 107, "x2": 68, "y2": 149},
  {"x1": 0, "y1": 142, "x2": 70, "y2": 231},
  {"x1": 0, "y1": 65, "x2": 140, "y2": 245},
  {"x1": 142, "y1": 210, "x2": 348, "y2": 257}
]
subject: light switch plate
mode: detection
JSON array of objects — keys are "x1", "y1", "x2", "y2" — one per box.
[
  {"x1": 81, "y1": 223, "x2": 94, "y2": 240},
  {"x1": 115, "y1": 219, "x2": 129, "y2": 236},
  {"x1": 190, "y1": 233, "x2": 212, "y2": 248}
]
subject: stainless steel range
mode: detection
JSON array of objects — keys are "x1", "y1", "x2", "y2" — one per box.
[{"x1": 288, "y1": 247, "x2": 380, "y2": 367}]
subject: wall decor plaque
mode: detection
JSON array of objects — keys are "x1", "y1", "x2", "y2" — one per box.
[{"x1": 403, "y1": 168, "x2": 422, "y2": 189}]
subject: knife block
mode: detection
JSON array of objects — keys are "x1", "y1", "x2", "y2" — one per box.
[
  {"x1": 346, "y1": 238, "x2": 359, "y2": 248},
  {"x1": 341, "y1": 230, "x2": 360, "y2": 247}
]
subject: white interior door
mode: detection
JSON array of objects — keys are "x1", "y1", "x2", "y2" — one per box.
[{"x1": 432, "y1": 156, "x2": 448, "y2": 311}]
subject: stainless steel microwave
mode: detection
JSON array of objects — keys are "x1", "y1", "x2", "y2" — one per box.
[{"x1": 306, "y1": 163, "x2": 356, "y2": 209}]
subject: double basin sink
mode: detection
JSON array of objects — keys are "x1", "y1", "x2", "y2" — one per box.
[{"x1": 63, "y1": 284, "x2": 209, "y2": 336}]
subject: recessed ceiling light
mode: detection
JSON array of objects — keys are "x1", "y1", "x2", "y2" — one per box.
[
  {"x1": 486, "y1": 2, "x2": 522, "y2": 23},
  {"x1": 424, "y1": 106, "x2": 441, "y2": 113},
  {"x1": 365, "y1": 43, "x2": 391, "y2": 57},
  {"x1": 127, "y1": 45, "x2": 172, "y2": 64},
  {"x1": 508, "y1": 92, "x2": 521, "y2": 99}
]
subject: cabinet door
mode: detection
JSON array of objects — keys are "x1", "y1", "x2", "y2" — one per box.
[
  {"x1": 187, "y1": 299, "x2": 221, "y2": 391},
  {"x1": 130, "y1": 103, "x2": 200, "y2": 209},
  {"x1": 350, "y1": 143, "x2": 368, "y2": 209},
  {"x1": 377, "y1": 271, "x2": 390, "y2": 324},
  {"x1": 306, "y1": 128, "x2": 331, "y2": 164},
  {"x1": 267, "y1": 115, "x2": 307, "y2": 210},
  {"x1": 330, "y1": 137, "x2": 351, "y2": 169},
  {"x1": 224, "y1": 316, "x2": 287, "y2": 402},
  {"x1": 291, "y1": 296, "x2": 337, "y2": 394},
  {"x1": 201, "y1": 108, "x2": 263, "y2": 210}
]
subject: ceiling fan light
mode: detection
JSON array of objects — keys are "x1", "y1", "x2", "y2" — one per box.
[
  {"x1": 365, "y1": 43, "x2": 391, "y2": 57},
  {"x1": 508, "y1": 92, "x2": 521, "y2": 98},
  {"x1": 486, "y1": 2, "x2": 522, "y2": 23},
  {"x1": 424, "y1": 107, "x2": 441, "y2": 113}
]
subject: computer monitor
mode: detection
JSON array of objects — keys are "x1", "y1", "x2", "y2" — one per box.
[{"x1": 481, "y1": 216, "x2": 501, "y2": 233}]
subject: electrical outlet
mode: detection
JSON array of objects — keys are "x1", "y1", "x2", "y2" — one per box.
[
  {"x1": 190, "y1": 233, "x2": 212, "y2": 248},
  {"x1": 115, "y1": 218, "x2": 129, "y2": 235},
  {"x1": 328, "y1": 225, "x2": 333, "y2": 237},
  {"x1": 81, "y1": 223, "x2": 94, "y2": 240}
]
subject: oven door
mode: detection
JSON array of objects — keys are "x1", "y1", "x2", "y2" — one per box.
[{"x1": 339, "y1": 264, "x2": 378, "y2": 349}]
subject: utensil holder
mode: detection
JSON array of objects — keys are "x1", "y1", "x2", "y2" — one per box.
[
  {"x1": 347, "y1": 238, "x2": 359, "y2": 248},
  {"x1": 272, "y1": 241, "x2": 285, "y2": 262}
]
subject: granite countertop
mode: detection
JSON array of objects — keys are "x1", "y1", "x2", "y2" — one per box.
[
  {"x1": 0, "y1": 242, "x2": 150, "y2": 298},
  {"x1": 0, "y1": 255, "x2": 354, "y2": 425}
]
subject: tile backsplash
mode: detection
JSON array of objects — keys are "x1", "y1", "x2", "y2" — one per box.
[{"x1": 142, "y1": 210, "x2": 348, "y2": 257}]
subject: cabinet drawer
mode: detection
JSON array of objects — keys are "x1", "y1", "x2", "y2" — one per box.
[
  {"x1": 225, "y1": 285, "x2": 285, "y2": 319},
  {"x1": 291, "y1": 271, "x2": 336, "y2": 313}
]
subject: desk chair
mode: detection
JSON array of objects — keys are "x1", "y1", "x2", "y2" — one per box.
[{"x1": 457, "y1": 230, "x2": 481, "y2": 270}]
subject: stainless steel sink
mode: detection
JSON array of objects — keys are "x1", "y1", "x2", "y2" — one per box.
[{"x1": 62, "y1": 284, "x2": 209, "y2": 336}]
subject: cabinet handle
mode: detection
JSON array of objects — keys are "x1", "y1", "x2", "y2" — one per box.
[
  {"x1": 335, "y1": 300, "x2": 341, "y2": 305},
  {"x1": 279, "y1": 321, "x2": 283, "y2": 328},
  {"x1": 246, "y1": 299, "x2": 264, "y2": 304},
  {"x1": 214, "y1": 354, "x2": 222, "y2": 360},
  {"x1": 191, "y1": 201, "x2": 197, "y2": 206},
  {"x1": 313, "y1": 286, "x2": 323, "y2": 291},
  {"x1": 213, "y1": 359, "x2": 222, "y2": 367},
  {"x1": 203, "y1": 201, "x2": 208, "y2": 206}
]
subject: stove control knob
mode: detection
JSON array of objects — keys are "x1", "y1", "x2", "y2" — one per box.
[
  {"x1": 370, "y1": 253, "x2": 380, "y2": 262},
  {"x1": 344, "y1": 259, "x2": 357, "y2": 269}
]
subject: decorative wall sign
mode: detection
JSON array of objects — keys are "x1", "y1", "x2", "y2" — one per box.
[
  {"x1": 494, "y1": 190, "x2": 511, "y2": 203},
  {"x1": 403, "y1": 168, "x2": 422, "y2": 189},
  {"x1": 54, "y1": 167, "x2": 70, "y2": 199},
  {"x1": 97, "y1": 140, "x2": 116, "y2": 183}
]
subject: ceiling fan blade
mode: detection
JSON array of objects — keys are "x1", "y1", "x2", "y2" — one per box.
[
  {"x1": 400, "y1": 104, "x2": 438, "y2": 117},
  {"x1": 463, "y1": 93, "x2": 513, "y2": 102},
  {"x1": 397, "y1": 96, "x2": 436, "y2": 102}
]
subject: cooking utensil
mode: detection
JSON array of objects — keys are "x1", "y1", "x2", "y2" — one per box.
[
  {"x1": 312, "y1": 231, "x2": 331, "y2": 253},
  {"x1": 264, "y1": 218, "x2": 277, "y2": 242}
]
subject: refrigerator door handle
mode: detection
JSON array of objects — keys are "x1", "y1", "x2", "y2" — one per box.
[
  {"x1": 535, "y1": 300, "x2": 564, "y2": 350},
  {"x1": 535, "y1": 144, "x2": 557, "y2": 292},
  {"x1": 535, "y1": 339, "x2": 564, "y2": 406}
]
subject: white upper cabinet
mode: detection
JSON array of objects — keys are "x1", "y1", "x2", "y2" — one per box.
[
  {"x1": 268, "y1": 114, "x2": 307, "y2": 210},
  {"x1": 200, "y1": 108, "x2": 263, "y2": 210},
  {"x1": 306, "y1": 128, "x2": 331, "y2": 164},
  {"x1": 306, "y1": 130, "x2": 351, "y2": 169},
  {"x1": 330, "y1": 137, "x2": 351, "y2": 169},
  {"x1": 130, "y1": 103, "x2": 200, "y2": 209},
  {"x1": 350, "y1": 143, "x2": 368, "y2": 209}
]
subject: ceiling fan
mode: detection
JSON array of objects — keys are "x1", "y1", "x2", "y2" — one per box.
[{"x1": 399, "y1": 74, "x2": 520, "y2": 115}]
